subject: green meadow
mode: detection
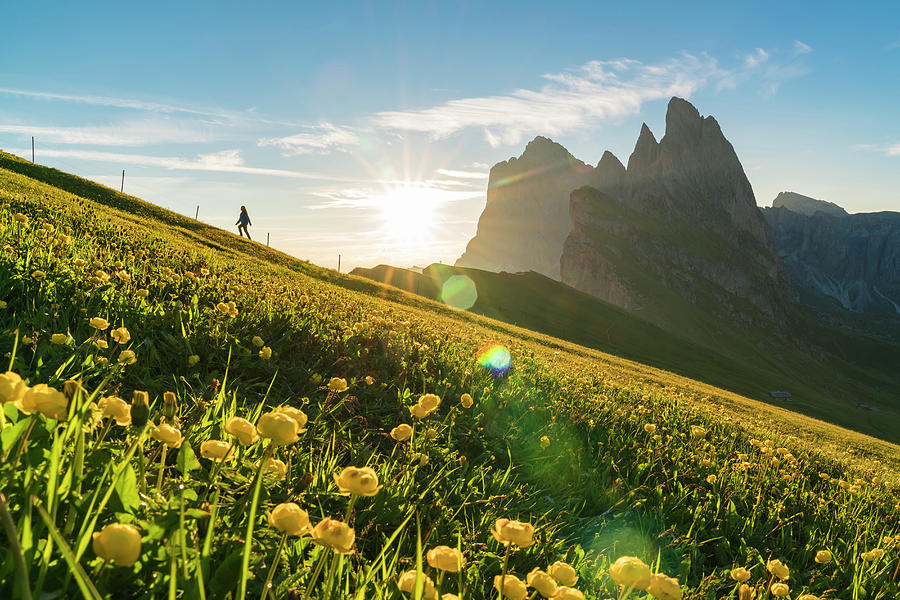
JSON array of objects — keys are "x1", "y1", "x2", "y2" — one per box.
[{"x1": 1, "y1": 150, "x2": 898, "y2": 599}]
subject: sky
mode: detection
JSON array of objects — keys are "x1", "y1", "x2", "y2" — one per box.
[{"x1": 1, "y1": 1, "x2": 898, "y2": 271}]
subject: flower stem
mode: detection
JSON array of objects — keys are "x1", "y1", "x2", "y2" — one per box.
[
  {"x1": 239, "y1": 444, "x2": 273, "y2": 600},
  {"x1": 498, "y1": 544, "x2": 511, "y2": 600},
  {"x1": 156, "y1": 444, "x2": 169, "y2": 492},
  {"x1": 259, "y1": 532, "x2": 288, "y2": 600}
]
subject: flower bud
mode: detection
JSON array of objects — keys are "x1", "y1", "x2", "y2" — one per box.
[
  {"x1": 92, "y1": 523, "x2": 142, "y2": 566},
  {"x1": 333, "y1": 466, "x2": 382, "y2": 496},
  {"x1": 130, "y1": 390, "x2": 150, "y2": 429},
  {"x1": 268, "y1": 503, "x2": 310, "y2": 536},
  {"x1": 162, "y1": 391, "x2": 177, "y2": 423}
]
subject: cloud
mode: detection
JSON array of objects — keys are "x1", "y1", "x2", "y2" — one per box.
[
  {"x1": 371, "y1": 54, "x2": 727, "y2": 147},
  {"x1": 257, "y1": 123, "x2": 359, "y2": 155},
  {"x1": 0, "y1": 119, "x2": 214, "y2": 146},
  {"x1": 434, "y1": 168, "x2": 489, "y2": 179},
  {"x1": 745, "y1": 48, "x2": 770, "y2": 68},
  {"x1": 3, "y1": 147, "x2": 354, "y2": 180},
  {"x1": 308, "y1": 181, "x2": 484, "y2": 210},
  {"x1": 855, "y1": 142, "x2": 900, "y2": 156},
  {"x1": 0, "y1": 87, "x2": 224, "y2": 118},
  {"x1": 793, "y1": 40, "x2": 813, "y2": 55}
]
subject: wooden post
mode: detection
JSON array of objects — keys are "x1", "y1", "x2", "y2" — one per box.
[
  {"x1": 120, "y1": 169, "x2": 125, "y2": 192},
  {"x1": 31, "y1": 137, "x2": 34, "y2": 163},
  {"x1": 266, "y1": 232, "x2": 270, "y2": 247},
  {"x1": 338, "y1": 254, "x2": 341, "y2": 273},
  {"x1": 195, "y1": 206, "x2": 199, "y2": 220}
]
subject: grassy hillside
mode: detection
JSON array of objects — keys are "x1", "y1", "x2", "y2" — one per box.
[
  {"x1": 1, "y1": 150, "x2": 899, "y2": 599},
  {"x1": 352, "y1": 261, "x2": 900, "y2": 443}
]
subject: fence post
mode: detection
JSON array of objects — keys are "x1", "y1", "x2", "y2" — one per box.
[
  {"x1": 195, "y1": 206, "x2": 199, "y2": 220},
  {"x1": 266, "y1": 232, "x2": 270, "y2": 247}
]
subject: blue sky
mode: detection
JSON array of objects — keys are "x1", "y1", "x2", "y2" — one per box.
[{"x1": 1, "y1": 1, "x2": 898, "y2": 270}]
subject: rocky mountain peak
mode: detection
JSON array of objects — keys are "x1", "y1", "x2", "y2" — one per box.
[
  {"x1": 664, "y1": 96, "x2": 704, "y2": 141},
  {"x1": 593, "y1": 150, "x2": 626, "y2": 190},
  {"x1": 772, "y1": 191, "x2": 848, "y2": 217},
  {"x1": 518, "y1": 136, "x2": 582, "y2": 166},
  {"x1": 627, "y1": 123, "x2": 659, "y2": 172}
]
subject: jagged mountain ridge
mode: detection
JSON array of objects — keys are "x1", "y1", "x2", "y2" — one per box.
[
  {"x1": 459, "y1": 97, "x2": 783, "y2": 321},
  {"x1": 764, "y1": 198, "x2": 900, "y2": 314}
]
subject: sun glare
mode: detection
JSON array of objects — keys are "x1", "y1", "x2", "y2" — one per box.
[{"x1": 376, "y1": 183, "x2": 439, "y2": 244}]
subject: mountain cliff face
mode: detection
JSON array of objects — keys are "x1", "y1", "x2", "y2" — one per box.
[
  {"x1": 560, "y1": 98, "x2": 782, "y2": 317},
  {"x1": 764, "y1": 199, "x2": 900, "y2": 314},
  {"x1": 772, "y1": 191, "x2": 847, "y2": 217},
  {"x1": 455, "y1": 137, "x2": 593, "y2": 278}
]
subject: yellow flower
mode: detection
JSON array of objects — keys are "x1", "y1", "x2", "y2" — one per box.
[
  {"x1": 730, "y1": 567, "x2": 751, "y2": 582},
  {"x1": 50, "y1": 333, "x2": 68, "y2": 345},
  {"x1": 770, "y1": 582, "x2": 790, "y2": 597},
  {"x1": 311, "y1": 517, "x2": 355, "y2": 554},
  {"x1": 327, "y1": 377, "x2": 348, "y2": 393},
  {"x1": 135, "y1": 288, "x2": 149, "y2": 298},
  {"x1": 608, "y1": 556, "x2": 651, "y2": 590},
  {"x1": 398, "y1": 570, "x2": 438, "y2": 600},
  {"x1": 94, "y1": 339, "x2": 109, "y2": 349},
  {"x1": 256, "y1": 412, "x2": 300, "y2": 445},
  {"x1": 493, "y1": 574, "x2": 528, "y2": 600},
  {"x1": 797, "y1": 595, "x2": 820, "y2": 600},
  {"x1": 130, "y1": 391, "x2": 150, "y2": 428},
  {"x1": 98, "y1": 396, "x2": 132, "y2": 426},
  {"x1": 334, "y1": 466, "x2": 382, "y2": 496},
  {"x1": 14, "y1": 213, "x2": 29, "y2": 225},
  {"x1": 409, "y1": 403, "x2": 431, "y2": 419},
  {"x1": 646, "y1": 573, "x2": 682, "y2": 600},
  {"x1": 17, "y1": 384, "x2": 68, "y2": 419},
  {"x1": 426, "y1": 545, "x2": 465, "y2": 572},
  {"x1": 644, "y1": 423, "x2": 657, "y2": 434},
  {"x1": 700, "y1": 459, "x2": 713, "y2": 468},
  {"x1": 883, "y1": 536, "x2": 894, "y2": 545},
  {"x1": 149, "y1": 423, "x2": 183, "y2": 448},
  {"x1": 31, "y1": 270, "x2": 46, "y2": 281},
  {"x1": 92, "y1": 523, "x2": 142, "y2": 566},
  {"x1": 365, "y1": 375, "x2": 375, "y2": 385},
  {"x1": 548, "y1": 561, "x2": 578, "y2": 586},
  {"x1": 526, "y1": 568, "x2": 558, "y2": 598},
  {"x1": 739, "y1": 584, "x2": 756, "y2": 600},
  {"x1": 225, "y1": 417, "x2": 259, "y2": 446},
  {"x1": 0, "y1": 300, "x2": 6, "y2": 309},
  {"x1": 260, "y1": 457, "x2": 288, "y2": 479},
  {"x1": 117, "y1": 350, "x2": 137, "y2": 365},
  {"x1": 88, "y1": 317, "x2": 109, "y2": 331},
  {"x1": 706, "y1": 475, "x2": 717, "y2": 484},
  {"x1": 862, "y1": 548, "x2": 885, "y2": 561},
  {"x1": 766, "y1": 559, "x2": 789, "y2": 580},
  {"x1": 412, "y1": 452, "x2": 429, "y2": 466},
  {"x1": 490, "y1": 518, "x2": 535, "y2": 548},
  {"x1": 690, "y1": 425, "x2": 707, "y2": 438},
  {"x1": 442, "y1": 595, "x2": 458, "y2": 600},
  {"x1": 553, "y1": 588, "x2": 584, "y2": 600},
  {"x1": 460, "y1": 393, "x2": 473, "y2": 408},
  {"x1": 390, "y1": 424, "x2": 413, "y2": 442},
  {"x1": 258, "y1": 346, "x2": 272, "y2": 360},
  {"x1": 0, "y1": 371, "x2": 28, "y2": 405},
  {"x1": 200, "y1": 440, "x2": 234, "y2": 462},
  {"x1": 187, "y1": 354, "x2": 200, "y2": 367},
  {"x1": 418, "y1": 393, "x2": 440, "y2": 411},
  {"x1": 814, "y1": 550, "x2": 832, "y2": 564},
  {"x1": 251, "y1": 336, "x2": 265, "y2": 347},
  {"x1": 268, "y1": 503, "x2": 310, "y2": 536},
  {"x1": 539, "y1": 435, "x2": 550, "y2": 449},
  {"x1": 111, "y1": 327, "x2": 131, "y2": 344},
  {"x1": 276, "y1": 406, "x2": 308, "y2": 431},
  {"x1": 426, "y1": 427, "x2": 438, "y2": 440}
]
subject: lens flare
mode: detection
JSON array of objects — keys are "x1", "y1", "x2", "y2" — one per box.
[
  {"x1": 441, "y1": 275, "x2": 478, "y2": 310},
  {"x1": 478, "y1": 344, "x2": 512, "y2": 376}
]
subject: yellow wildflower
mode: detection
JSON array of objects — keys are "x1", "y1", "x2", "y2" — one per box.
[
  {"x1": 526, "y1": 568, "x2": 558, "y2": 598},
  {"x1": 426, "y1": 545, "x2": 465, "y2": 572},
  {"x1": 149, "y1": 423, "x2": 183, "y2": 448},
  {"x1": 608, "y1": 556, "x2": 651, "y2": 590},
  {"x1": 311, "y1": 517, "x2": 355, "y2": 554},
  {"x1": 490, "y1": 518, "x2": 535, "y2": 548},
  {"x1": 200, "y1": 440, "x2": 234, "y2": 462},
  {"x1": 333, "y1": 466, "x2": 382, "y2": 496},
  {"x1": 117, "y1": 350, "x2": 137, "y2": 365},
  {"x1": 766, "y1": 559, "x2": 789, "y2": 580},
  {"x1": 92, "y1": 523, "x2": 142, "y2": 566},
  {"x1": 460, "y1": 393, "x2": 473, "y2": 408},
  {"x1": 646, "y1": 573, "x2": 682, "y2": 600},
  {"x1": 256, "y1": 412, "x2": 300, "y2": 445},
  {"x1": 493, "y1": 575, "x2": 528, "y2": 600},
  {"x1": 548, "y1": 561, "x2": 578, "y2": 586},
  {"x1": 17, "y1": 384, "x2": 68, "y2": 419},
  {"x1": 0, "y1": 371, "x2": 28, "y2": 405},
  {"x1": 111, "y1": 327, "x2": 131, "y2": 344},
  {"x1": 98, "y1": 396, "x2": 132, "y2": 426},
  {"x1": 327, "y1": 377, "x2": 348, "y2": 393},
  {"x1": 258, "y1": 346, "x2": 272, "y2": 360},
  {"x1": 51, "y1": 333, "x2": 68, "y2": 345},
  {"x1": 730, "y1": 567, "x2": 751, "y2": 582},
  {"x1": 187, "y1": 354, "x2": 200, "y2": 367},
  {"x1": 268, "y1": 503, "x2": 310, "y2": 536},
  {"x1": 391, "y1": 424, "x2": 413, "y2": 442}
]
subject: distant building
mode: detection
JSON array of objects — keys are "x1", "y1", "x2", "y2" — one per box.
[{"x1": 769, "y1": 391, "x2": 792, "y2": 399}]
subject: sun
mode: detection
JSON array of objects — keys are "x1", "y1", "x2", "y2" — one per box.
[{"x1": 376, "y1": 183, "x2": 438, "y2": 244}]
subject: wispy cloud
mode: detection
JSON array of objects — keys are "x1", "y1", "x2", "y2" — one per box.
[
  {"x1": 371, "y1": 54, "x2": 727, "y2": 147},
  {"x1": 855, "y1": 142, "x2": 900, "y2": 156},
  {"x1": 257, "y1": 123, "x2": 359, "y2": 155},
  {"x1": 434, "y1": 168, "x2": 488, "y2": 179},
  {"x1": 744, "y1": 48, "x2": 770, "y2": 68},
  {"x1": 308, "y1": 182, "x2": 484, "y2": 210},
  {"x1": 0, "y1": 87, "x2": 224, "y2": 118},
  {"x1": 3, "y1": 147, "x2": 353, "y2": 180},
  {"x1": 793, "y1": 40, "x2": 813, "y2": 55},
  {"x1": 0, "y1": 119, "x2": 213, "y2": 146}
]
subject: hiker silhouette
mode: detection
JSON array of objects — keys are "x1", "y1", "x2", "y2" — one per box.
[{"x1": 236, "y1": 206, "x2": 252, "y2": 240}]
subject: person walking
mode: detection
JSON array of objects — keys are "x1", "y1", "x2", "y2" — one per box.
[{"x1": 236, "y1": 206, "x2": 252, "y2": 240}]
